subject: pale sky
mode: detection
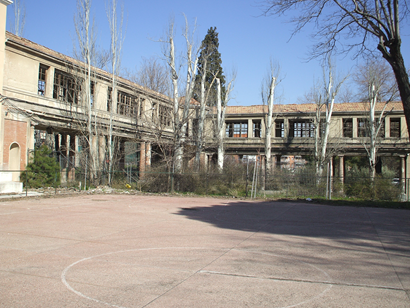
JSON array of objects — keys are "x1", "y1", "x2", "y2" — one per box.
[{"x1": 7, "y1": 0, "x2": 410, "y2": 106}]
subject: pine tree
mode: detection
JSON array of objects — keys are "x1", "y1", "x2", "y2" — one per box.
[
  {"x1": 21, "y1": 145, "x2": 60, "y2": 188},
  {"x1": 194, "y1": 27, "x2": 226, "y2": 106}
]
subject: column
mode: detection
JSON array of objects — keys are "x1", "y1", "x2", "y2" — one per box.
[
  {"x1": 248, "y1": 119, "x2": 253, "y2": 138},
  {"x1": 339, "y1": 155, "x2": 345, "y2": 184},
  {"x1": 401, "y1": 155, "x2": 406, "y2": 197},
  {"x1": 139, "y1": 142, "x2": 146, "y2": 177},
  {"x1": 145, "y1": 142, "x2": 151, "y2": 168}
]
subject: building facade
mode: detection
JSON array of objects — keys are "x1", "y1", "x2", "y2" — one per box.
[{"x1": 1, "y1": 1, "x2": 410, "y2": 188}]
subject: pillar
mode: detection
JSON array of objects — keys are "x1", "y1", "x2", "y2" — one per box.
[
  {"x1": 145, "y1": 142, "x2": 151, "y2": 168},
  {"x1": 248, "y1": 119, "x2": 253, "y2": 138},
  {"x1": 139, "y1": 142, "x2": 146, "y2": 177},
  {"x1": 339, "y1": 155, "x2": 344, "y2": 184},
  {"x1": 401, "y1": 155, "x2": 406, "y2": 196}
]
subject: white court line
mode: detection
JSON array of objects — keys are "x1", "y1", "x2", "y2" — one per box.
[{"x1": 61, "y1": 247, "x2": 333, "y2": 308}]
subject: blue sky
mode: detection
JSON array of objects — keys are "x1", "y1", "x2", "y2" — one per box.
[{"x1": 6, "y1": 0, "x2": 410, "y2": 106}]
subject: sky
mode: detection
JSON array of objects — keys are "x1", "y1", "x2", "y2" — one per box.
[{"x1": 6, "y1": 0, "x2": 410, "y2": 106}]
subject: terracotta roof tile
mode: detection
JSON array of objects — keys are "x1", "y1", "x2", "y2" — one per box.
[{"x1": 225, "y1": 101, "x2": 403, "y2": 115}]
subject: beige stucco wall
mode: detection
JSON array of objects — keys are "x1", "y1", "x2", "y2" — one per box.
[{"x1": 4, "y1": 49, "x2": 39, "y2": 94}]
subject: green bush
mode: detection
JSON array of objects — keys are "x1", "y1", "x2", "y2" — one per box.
[{"x1": 21, "y1": 145, "x2": 60, "y2": 188}]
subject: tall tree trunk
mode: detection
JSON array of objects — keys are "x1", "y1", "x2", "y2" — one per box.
[
  {"x1": 194, "y1": 59, "x2": 208, "y2": 171},
  {"x1": 265, "y1": 76, "x2": 276, "y2": 188}
]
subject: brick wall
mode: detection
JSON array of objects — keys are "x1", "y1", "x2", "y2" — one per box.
[{"x1": 3, "y1": 119, "x2": 27, "y2": 170}]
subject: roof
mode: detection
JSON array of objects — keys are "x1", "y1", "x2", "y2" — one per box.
[{"x1": 224, "y1": 101, "x2": 404, "y2": 115}]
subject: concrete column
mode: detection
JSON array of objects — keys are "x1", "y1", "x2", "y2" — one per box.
[
  {"x1": 75, "y1": 135, "x2": 80, "y2": 167},
  {"x1": 248, "y1": 119, "x2": 253, "y2": 138},
  {"x1": 401, "y1": 156, "x2": 406, "y2": 194},
  {"x1": 330, "y1": 156, "x2": 334, "y2": 178},
  {"x1": 45, "y1": 67, "x2": 54, "y2": 99},
  {"x1": 352, "y1": 118, "x2": 358, "y2": 138},
  {"x1": 339, "y1": 155, "x2": 344, "y2": 183},
  {"x1": 283, "y1": 119, "x2": 289, "y2": 139},
  {"x1": 385, "y1": 117, "x2": 391, "y2": 138}
]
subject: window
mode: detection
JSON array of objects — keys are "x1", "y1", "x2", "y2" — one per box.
[
  {"x1": 159, "y1": 105, "x2": 171, "y2": 127},
  {"x1": 343, "y1": 118, "x2": 353, "y2": 138},
  {"x1": 275, "y1": 120, "x2": 284, "y2": 137},
  {"x1": 152, "y1": 103, "x2": 157, "y2": 120},
  {"x1": 139, "y1": 99, "x2": 145, "y2": 118},
  {"x1": 107, "y1": 87, "x2": 112, "y2": 112},
  {"x1": 357, "y1": 118, "x2": 368, "y2": 137},
  {"x1": 390, "y1": 118, "x2": 401, "y2": 138},
  {"x1": 253, "y1": 120, "x2": 261, "y2": 137},
  {"x1": 117, "y1": 91, "x2": 137, "y2": 116},
  {"x1": 53, "y1": 70, "x2": 80, "y2": 104},
  {"x1": 289, "y1": 120, "x2": 314, "y2": 137},
  {"x1": 192, "y1": 119, "x2": 199, "y2": 136},
  {"x1": 90, "y1": 82, "x2": 95, "y2": 107},
  {"x1": 38, "y1": 65, "x2": 48, "y2": 96},
  {"x1": 226, "y1": 122, "x2": 248, "y2": 138}
]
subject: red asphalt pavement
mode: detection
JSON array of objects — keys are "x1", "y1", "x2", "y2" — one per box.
[{"x1": 0, "y1": 194, "x2": 409, "y2": 307}]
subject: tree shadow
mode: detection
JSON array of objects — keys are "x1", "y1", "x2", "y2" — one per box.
[{"x1": 176, "y1": 200, "x2": 410, "y2": 255}]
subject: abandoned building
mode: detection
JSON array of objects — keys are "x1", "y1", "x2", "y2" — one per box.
[{"x1": 1, "y1": 0, "x2": 410, "y2": 193}]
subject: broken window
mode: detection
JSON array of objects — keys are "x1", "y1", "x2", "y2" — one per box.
[
  {"x1": 226, "y1": 121, "x2": 248, "y2": 138},
  {"x1": 289, "y1": 120, "x2": 314, "y2": 137},
  {"x1": 53, "y1": 70, "x2": 80, "y2": 104},
  {"x1": 139, "y1": 98, "x2": 145, "y2": 118},
  {"x1": 253, "y1": 120, "x2": 261, "y2": 138},
  {"x1": 90, "y1": 82, "x2": 95, "y2": 107},
  {"x1": 192, "y1": 119, "x2": 199, "y2": 136},
  {"x1": 275, "y1": 119, "x2": 284, "y2": 137},
  {"x1": 343, "y1": 118, "x2": 353, "y2": 138},
  {"x1": 357, "y1": 118, "x2": 368, "y2": 137},
  {"x1": 159, "y1": 105, "x2": 171, "y2": 127},
  {"x1": 107, "y1": 87, "x2": 112, "y2": 112},
  {"x1": 152, "y1": 103, "x2": 157, "y2": 121},
  {"x1": 117, "y1": 91, "x2": 137, "y2": 116},
  {"x1": 390, "y1": 118, "x2": 401, "y2": 138},
  {"x1": 38, "y1": 64, "x2": 48, "y2": 96}
]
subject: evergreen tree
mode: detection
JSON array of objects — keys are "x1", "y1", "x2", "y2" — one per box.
[
  {"x1": 194, "y1": 27, "x2": 226, "y2": 106},
  {"x1": 21, "y1": 145, "x2": 60, "y2": 188}
]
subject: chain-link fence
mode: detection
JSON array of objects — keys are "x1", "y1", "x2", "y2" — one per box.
[{"x1": 0, "y1": 167, "x2": 406, "y2": 201}]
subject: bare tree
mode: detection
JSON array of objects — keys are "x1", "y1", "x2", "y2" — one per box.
[
  {"x1": 134, "y1": 56, "x2": 171, "y2": 95},
  {"x1": 106, "y1": 0, "x2": 124, "y2": 184},
  {"x1": 10, "y1": 0, "x2": 25, "y2": 37},
  {"x1": 162, "y1": 16, "x2": 199, "y2": 173},
  {"x1": 354, "y1": 59, "x2": 399, "y2": 179},
  {"x1": 314, "y1": 56, "x2": 348, "y2": 178},
  {"x1": 261, "y1": 0, "x2": 410, "y2": 138},
  {"x1": 74, "y1": 0, "x2": 99, "y2": 181},
  {"x1": 216, "y1": 75, "x2": 235, "y2": 170},
  {"x1": 261, "y1": 63, "x2": 280, "y2": 186}
]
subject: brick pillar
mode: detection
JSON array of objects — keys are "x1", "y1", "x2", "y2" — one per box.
[
  {"x1": 145, "y1": 142, "x2": 151, "y2": 168},
  {"x1": 139, "y1": 142, "x2": 146, "y2": 178}
]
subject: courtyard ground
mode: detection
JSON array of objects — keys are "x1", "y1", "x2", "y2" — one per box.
[{"x1": 0, "y1": 194, "x2": 409, "y2": 307}]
